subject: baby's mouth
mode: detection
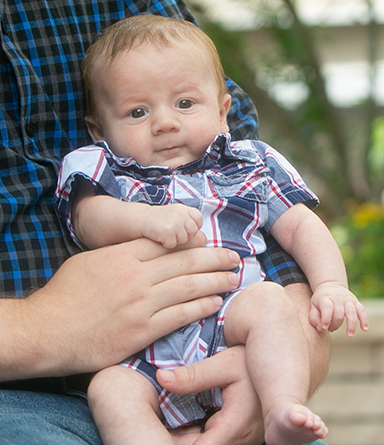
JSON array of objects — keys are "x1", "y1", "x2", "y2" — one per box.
[{"x1": 158, "y1": 146, "x2": 181, "y2": 154}]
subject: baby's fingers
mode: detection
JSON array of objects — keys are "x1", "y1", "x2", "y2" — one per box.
[
  {"x1": 327, "y1": 299, "x2": 347, "y2": 333},
  {"x1": 188, "y1": 207, "x2": 203, "y2": 229},
  {"x1": 317, "y1": 297, "x2": 334, "y2": 331},
  {"x1": 334, "y1": 300, "x2": 368, "y2": 337},
  {"x1": 309, "y1": 304, "x2": 322, "y2": 332},
  {"x1": 162, "y1": 235, "x2": 179, "y2": 249},
  {"x1": 356, "y1": 301, "x2": 369, "y2": 332},
  {"x1": 344, "y1": 301, "x2": 358, "y2": 338},
  {"x1": 184, "y1": 215, "x2": 201, "y2": 239}
]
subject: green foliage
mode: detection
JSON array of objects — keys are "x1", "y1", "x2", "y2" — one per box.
[
  {"x1": 369, "y1": 116, "x2": 384, "y2": 193},
  {"x1": 331, "y1": 202, "x2": 384, "y2": 298}
]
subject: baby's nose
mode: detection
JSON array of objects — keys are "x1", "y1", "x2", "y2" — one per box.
[{"x1": 152, "y1": 108, "x2": 181, "y2": 134}]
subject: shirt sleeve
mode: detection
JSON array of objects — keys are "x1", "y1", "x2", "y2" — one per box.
[
  {"x1": 250, "y1": 140, "x2": 319, "y2": 233},
  {"x1": 55, "y1": 145, "x2": 121, "y2": 248},
  {"x1": 258, "y1": 232, "x2": 309, "y2": 286},
  {"x1": 226, "y1": 78, "x2": 259, "y2": 141}
]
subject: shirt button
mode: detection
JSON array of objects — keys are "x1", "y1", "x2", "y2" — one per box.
[{"x1": 147, "y1": 169, "x2": 162, "y2": 178}]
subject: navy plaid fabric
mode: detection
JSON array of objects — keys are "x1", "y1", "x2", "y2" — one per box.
[{"x1": 0, "y1": 0, "x2": 304, "y2": 296}]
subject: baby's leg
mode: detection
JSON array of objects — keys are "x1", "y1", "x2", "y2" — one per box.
[
  {"x1": 224, "y1": 282, "x2": 328, "y2": 445},
  {"x1": 88, "y1": 365, "x2": 174, "y2": 445}
]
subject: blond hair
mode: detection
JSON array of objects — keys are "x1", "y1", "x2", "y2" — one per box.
[{"x1": 82, "y1": 14, "x2": 227, "y2": 117}]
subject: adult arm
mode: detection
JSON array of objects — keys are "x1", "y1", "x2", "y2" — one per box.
[
  {"x1": 285, "y1": 282, "x2": 330, "y2": 398},
  {"x1": 0, "y1": 235, "x2": 240, "y2": 382}
]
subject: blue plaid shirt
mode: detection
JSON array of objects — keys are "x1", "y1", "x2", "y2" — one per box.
[{"x1": 0, "y1": 0, "x2": 302, "y2": 296}]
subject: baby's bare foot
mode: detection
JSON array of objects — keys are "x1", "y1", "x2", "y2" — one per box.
[{"x1": 264, "y1": 402, "x2": 328, "y2": 445}]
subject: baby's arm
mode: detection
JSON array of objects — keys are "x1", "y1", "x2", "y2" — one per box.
[
  {"x1": 72, "y1": 181, "x2": 202, "y2": 249},
  {"x1": 270, "y1": 203, "x2": 368, "y2": 337}
]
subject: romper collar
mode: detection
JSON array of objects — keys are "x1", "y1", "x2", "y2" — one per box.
[{"x1": 96, "y1": 133, "x2": 261, "y2": 178}]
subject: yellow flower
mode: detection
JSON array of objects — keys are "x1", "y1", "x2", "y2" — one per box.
[{"x1": 352, "y1": 203, "x2": 384, "y2": 228}]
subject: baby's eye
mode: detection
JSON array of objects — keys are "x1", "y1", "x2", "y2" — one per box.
[
  {"x1": 176, "y1": 99, "x2": 194, "y2": 109},
  {"x1": 129, "y1": 108, "x2": 147, "y2": 118}
]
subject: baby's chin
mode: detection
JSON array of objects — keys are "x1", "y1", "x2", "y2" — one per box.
[{"x1": 155, "y1": 152, "x2": 200, "y2": 169}]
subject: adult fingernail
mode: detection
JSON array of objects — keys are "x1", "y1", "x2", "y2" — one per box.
[
  {"x1": 228, "y1": 273, "x2": 239, "y2": 286},
  {"x1": 212, "y1": 296, "x2": 223, "y2": 307},
  {"x1": 157, "y1": 369, "x2": 175, "y2": 384},
  {"x1": 228, "y1": 250, "x2": 239, "y2": 263}
]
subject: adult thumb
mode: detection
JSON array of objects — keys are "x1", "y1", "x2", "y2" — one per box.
[{"x1": 156, "y1": 346, "x2": 246, "y2": 395}]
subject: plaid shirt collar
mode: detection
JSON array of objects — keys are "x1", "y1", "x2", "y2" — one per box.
[{"x1": 96, "y1": 132, "x2": 266, "y2": 174}]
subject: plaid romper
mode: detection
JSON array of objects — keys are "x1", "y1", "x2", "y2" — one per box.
[{"x1": 56, "y1": 133, "x2": 318, "y2": 428}]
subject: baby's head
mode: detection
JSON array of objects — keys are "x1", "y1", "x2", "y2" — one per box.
[{"x1": 82, "y1": 15, "x2": 231, "y2": 168}]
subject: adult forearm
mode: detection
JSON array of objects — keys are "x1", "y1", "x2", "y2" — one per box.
[
  {"x1": 0, "y1": 295, "x2": 85, "y2": 382},
  {"x1": 307, "y1": 320, "x2": 330, "y2": 398},
  {"x1": 285, "y1": 282, "x2": 330, "y2": 397},
  {"x1": 0, "y1": 298, "x2": 42, "y2": 381}
]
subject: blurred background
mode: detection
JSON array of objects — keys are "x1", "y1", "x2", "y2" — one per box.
[{"x1": 184, "y1": 1, "x2": 384, "y2": 443}]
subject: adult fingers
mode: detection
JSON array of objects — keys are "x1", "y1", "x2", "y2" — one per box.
[
  {"x1": 195, "y1": 387, "x2": 262, "y2": 445},
  {"x1": 148, "y1": 269, "x2": 239, "y2": 314},
  {"x1": 170, "y1": 426, "x2": 202, "y2": 445},
  {"x1": 172, "y1": 231, "x2": 207, "y2": 251},
  {"x1": 157, "y1": 347, "x2": 246, "y2": 395},
  {"x1": 148, "y1": 294, "x2": 225, "y2": 341},
  {"x1": 128, "y1": 231, "x2": 207, "y2": 262},
  {"x1": 146, "y1": 246, "x2": 240, "y2": 287},
  {"x1": 124, "y1": 236, "x2": 239, "y2": 282},
  {"x1": 117, "y1": 237, "x2": 180, "y2": 262},
  {"x1": 196, "y1": 362, "x2": 263, "y2": 445},
  {"x1": 158, "y1": 347, "x2": 264, "y2": 445}
]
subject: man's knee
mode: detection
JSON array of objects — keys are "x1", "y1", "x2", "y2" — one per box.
[{"x1": 0, "y1": 390, "x2": 101, "y2": 445}]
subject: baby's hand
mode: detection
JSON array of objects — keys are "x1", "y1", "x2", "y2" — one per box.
[
  {"x1": 309, "y1": 283, "x2": 369, "y2": 337},
  {"x1": 142, "y1": 204, "x2": 203, "y2": 249}
]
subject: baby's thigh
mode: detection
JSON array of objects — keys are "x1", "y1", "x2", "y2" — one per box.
[{"x1": 223, "y1": 281, "x2": 291, "y2": 347}]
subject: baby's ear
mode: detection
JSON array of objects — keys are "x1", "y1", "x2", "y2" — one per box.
[
  {"x1": 85, "y1": 115, "x2": 105, "y2": 143},
  {"x1": 220, "y1": 93, "x2": 232, "y2": 133}
]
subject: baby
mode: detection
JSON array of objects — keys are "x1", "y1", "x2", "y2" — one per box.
[{"x1": 56, "y1": 15, "x2": 368, "y2": 445}]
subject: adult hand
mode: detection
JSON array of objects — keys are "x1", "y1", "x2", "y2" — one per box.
[
  {"x1": 0, "y1": 234, "x2": 240, "y2": 381},
  {"x1": 158, "y1": 346, "x2": 264, "y2": 445}
]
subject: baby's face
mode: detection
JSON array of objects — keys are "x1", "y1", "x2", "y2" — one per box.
[{"x1": 86, "y1": 41, "x2": 230, "y2": 168}]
